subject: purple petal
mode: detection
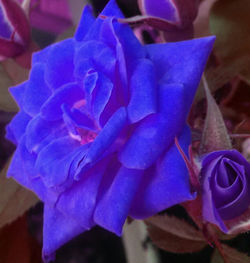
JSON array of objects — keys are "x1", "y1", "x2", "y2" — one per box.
[
  {"x1": 146, "y1": 36, "x2": 215, "y2": 106},
  {"x1": 94, "y1": 166, "x2": 143, "y2": 235},
  {"x1": 95, "y1": 18, "x2": 129, "y2": 103},
  {"x1": 142, "y1": 0, "x2": 177, "y2": 22},
  {"x1": 74, "y1": 58, "x2": 93, "y2": 79},
  {"x1": 75, "y1": 5, "x2": 95, "y2": 41},
  {"x1": 62, "y1": 104, "x2": 96, "y2": 131},
  {"x1": 75, "y1": 107, "x2": 127, "y2": 177},
  {"x1": 43, "y1": 205, "x2": 86, "y2": 262},
  {"x1": 7, "y1": 135, "x2": 37, "y2": 189},
  {"x1": 91, "y1": 73, "x2": 113, "y2": 126},
  {"x1": 83, "y1": 0, "x2": 123, "y2": 41},
  {"x1": 129, "y1": 126, "x2": 194, "y2": 218},
  {"x1": 101, "y1": 0, "x2": 124, "y2": 17},
  {"x1": 56, "y1": 157, "x2": 110, "y2": 230},
  {"x1": 0, "y1": 5, "x2": 12, "y2": 39},
  {"x1": 23, "y1": 63, "x2": 52, "y2": 116},
  {"x1": 127, "y1": 59, "x2": 157, "y2": 123},
  {"x1": 5, "y1": 111, "x2": 31, "y2": 144},
  {"x1": 25, "y1": 114, "x2": 63, "y2": 152},
  {"x1": 6, "y1": 135, "x2": 59, "y2": 205},
  {"x1": 9, "y1": 82, "x2": 27, "y2": 110},
  {"x1": 45, "y1": 39, "x2": 75, "y2": 90},
  {"x1": 119, "y1": 83, "x2": 188, "y2": 169},
  {"x1": 32, "y1": 46, "x2": 51, "y2": 65},
  {"x1": 35, "y1": 136, "x2": 80, "y2": 187},
  {"x1": 41, "y1": 83, "x2": 85, "y2": 121},
  {"x1": 202, "y1": 157, "x2": 228, "y2": 232},
  {"x1": 214, "y1": 160, "x2": 250, "y2": 220},
  {"x1": 75, "y1": 40, "x2": 116, "y2": 79}
]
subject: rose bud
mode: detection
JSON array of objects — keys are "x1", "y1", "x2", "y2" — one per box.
[
  {"x1": 138, "y1": 0, "x2": 200, "y2": 41},
  {"x1": 0, "y1": 0, "x2": 30, "y2": 60},
  {"x1": 201, "y1": 150, "x2": 250, "y2": 232},
  {"x1": 17, "y1": 0, "x2": 73, "y2": 35}
]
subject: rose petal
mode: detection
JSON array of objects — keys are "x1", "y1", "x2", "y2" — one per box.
[
  {"x1": 127, "y1": 58, "x2": 157, "y2": 123},
  {"x1": 9, "y1": 82, "x2": 27, "y2": 109},
  {"x1": 146, "y1": 36, "x2": 215, "y2": 106},
  {"x1": 23, "y1": 63, "x2": 52, "y2": 116},
  {"x1": 129, "y1": 125, "x2": 194, "y2": 218},
  {"x1": 91, "y1": 73, "x2": 114, "y2": 126},
  {"x1": 45, "y1": 39, "x2": 75, "y2": 90},
  {"x1": 56, "y1": 157, "x2": 110, "y2": 230},
  {"x1": 141, "y1": 0, "x2": 177, "y2": 22},
  {"x1": 5, "y1": 111, "x2": 31, "y2": 144},
  {"x1": 94, "y1": 166, "x2": 143, "y2": 235},
  {"x1": 43, "y1": 205, "x2": 86, "y2": 262},
  {"x1": 25, "y1": 114, "x2": 64, "y2": 152},
  {"x1": 75, "y1": 107, "x2": 127, "y2": 177},
  {"x1": 35, "y1": 136, "x2": 80, "y2": 187},
  {"x1": 119, "y1": 83, "x2": 188, "y2": 169},
  {"x1": 41, "y1": 82, "x2": 85, "y2": 121},
  {"x1": 74, "y1": 5, "x2": 95, "y2": 42},
  {"x1": 62, "y1": 104, "x2": 96, "y2": 131}
]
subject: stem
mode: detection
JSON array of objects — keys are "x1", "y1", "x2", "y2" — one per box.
[{"x1": 122, "y1": 220, "x2": 160, "y2": 263}]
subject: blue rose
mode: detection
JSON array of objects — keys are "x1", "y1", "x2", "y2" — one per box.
[{"x1": 6, "y1": 0, "x2": 214, "y2": 260}]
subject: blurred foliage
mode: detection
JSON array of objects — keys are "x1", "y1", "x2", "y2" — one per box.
[
  {"x1": 0, "y1": 159, "x2": 38, "y2": 229},
  {"x1": 0, "y1": 215, "x2": 42, "y2": 263}
]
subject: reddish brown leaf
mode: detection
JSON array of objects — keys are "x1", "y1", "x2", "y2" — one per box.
[
  {"x1": 145, "y1": 215, "x2": 207, "y2": 253},
  {"x1": 211, "y1": 244, "x2": 250, "y2": 263},
  {"x1": 0, "y1": 159, "x2": 38, "y2": 229},
  {"x1": 210, "y1": 0, "x2": 250, "y2": 84},
  {"x1": 0, "y1": 215, "x2": 42, "y2": 263},
  {"x1": 0, "y1": 64, "x2": 18, "y2": 112}
]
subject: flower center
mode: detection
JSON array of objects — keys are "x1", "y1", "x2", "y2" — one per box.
[{"x1": 77, "y1": 128, "x2": 97, "y2": 145}]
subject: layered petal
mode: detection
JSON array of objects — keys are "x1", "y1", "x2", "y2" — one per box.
[
  {"x1": 43, "y1": 205, "x2": 86, "y2": 262},
  {"x1": 146, "y1": 36, "x2": 215, "y2": 106},
  {"x1": 119, "y1": 83, "x2": 188, "y2": 169},
  {"x1": 45, "y1": 39, "x2": 75, "y2": 90},
  {"x1": 23, "y1": 63, "x2": 51, "y2": 116},
  {"x1": 127, "y1": 59, "x2": 157, "y2": 123},
  {"x1": 41, "y1": 83, "x2": 85, "y2": 121},
  {"x1": 5, "y1": 111, "x2": 31, "y2": 144},
  {"x1": 94, "y1": 166, "x2": 143, "y2": 235},
  {"x1": 129, "y1": 126, "x2": 194, "y2": 218},
  {"x1": 35, "y1": 136, "x2": 80, "y2": 187}
]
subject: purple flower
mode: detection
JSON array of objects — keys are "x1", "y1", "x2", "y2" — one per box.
[
  {"x1": 0, "y1": 0, "x2": 30, "y2": 59},
  {"x1": 138, "y1": 0, "x2": 199, "y2": 41},
  {"x1": 202, "y1": 150, "x2": 250, "y2": 232},
  {"x1": 139, "y1": 0, "x2": 199, "y2": 26},
  {"x1": 6, "y1": 0, "x2": 214, "y2": 260},
  {"x1": 18, "y1": 0, "x2": 72, "y2": 34}
]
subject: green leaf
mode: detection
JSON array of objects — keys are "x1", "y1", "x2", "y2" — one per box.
[
  {"x1": 145, "y1": 215, "x2": 207, "y2": 253},
  {"x1": 0, "y1": 159, "x2": 38, "y2": 229},
  {"x1": 199, "y1": 77, "x2": 232, "y2": 154}
]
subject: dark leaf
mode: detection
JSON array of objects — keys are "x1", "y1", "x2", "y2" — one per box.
[
  {"x1": 210, "y1": 0, "x2": 250, "y2": 84},
  {"x1": 0, "y1": 215, "x2": 42, "y2": 263},
  {"x1": 0, "y1": 159, "x2": 38, "y2": 229},
  {"x1": 145, "y1": 215, "x2": 207, "y2": 253},
  {"x1": 211, "y1": 244, "x2": 250, "y2": 263}
]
